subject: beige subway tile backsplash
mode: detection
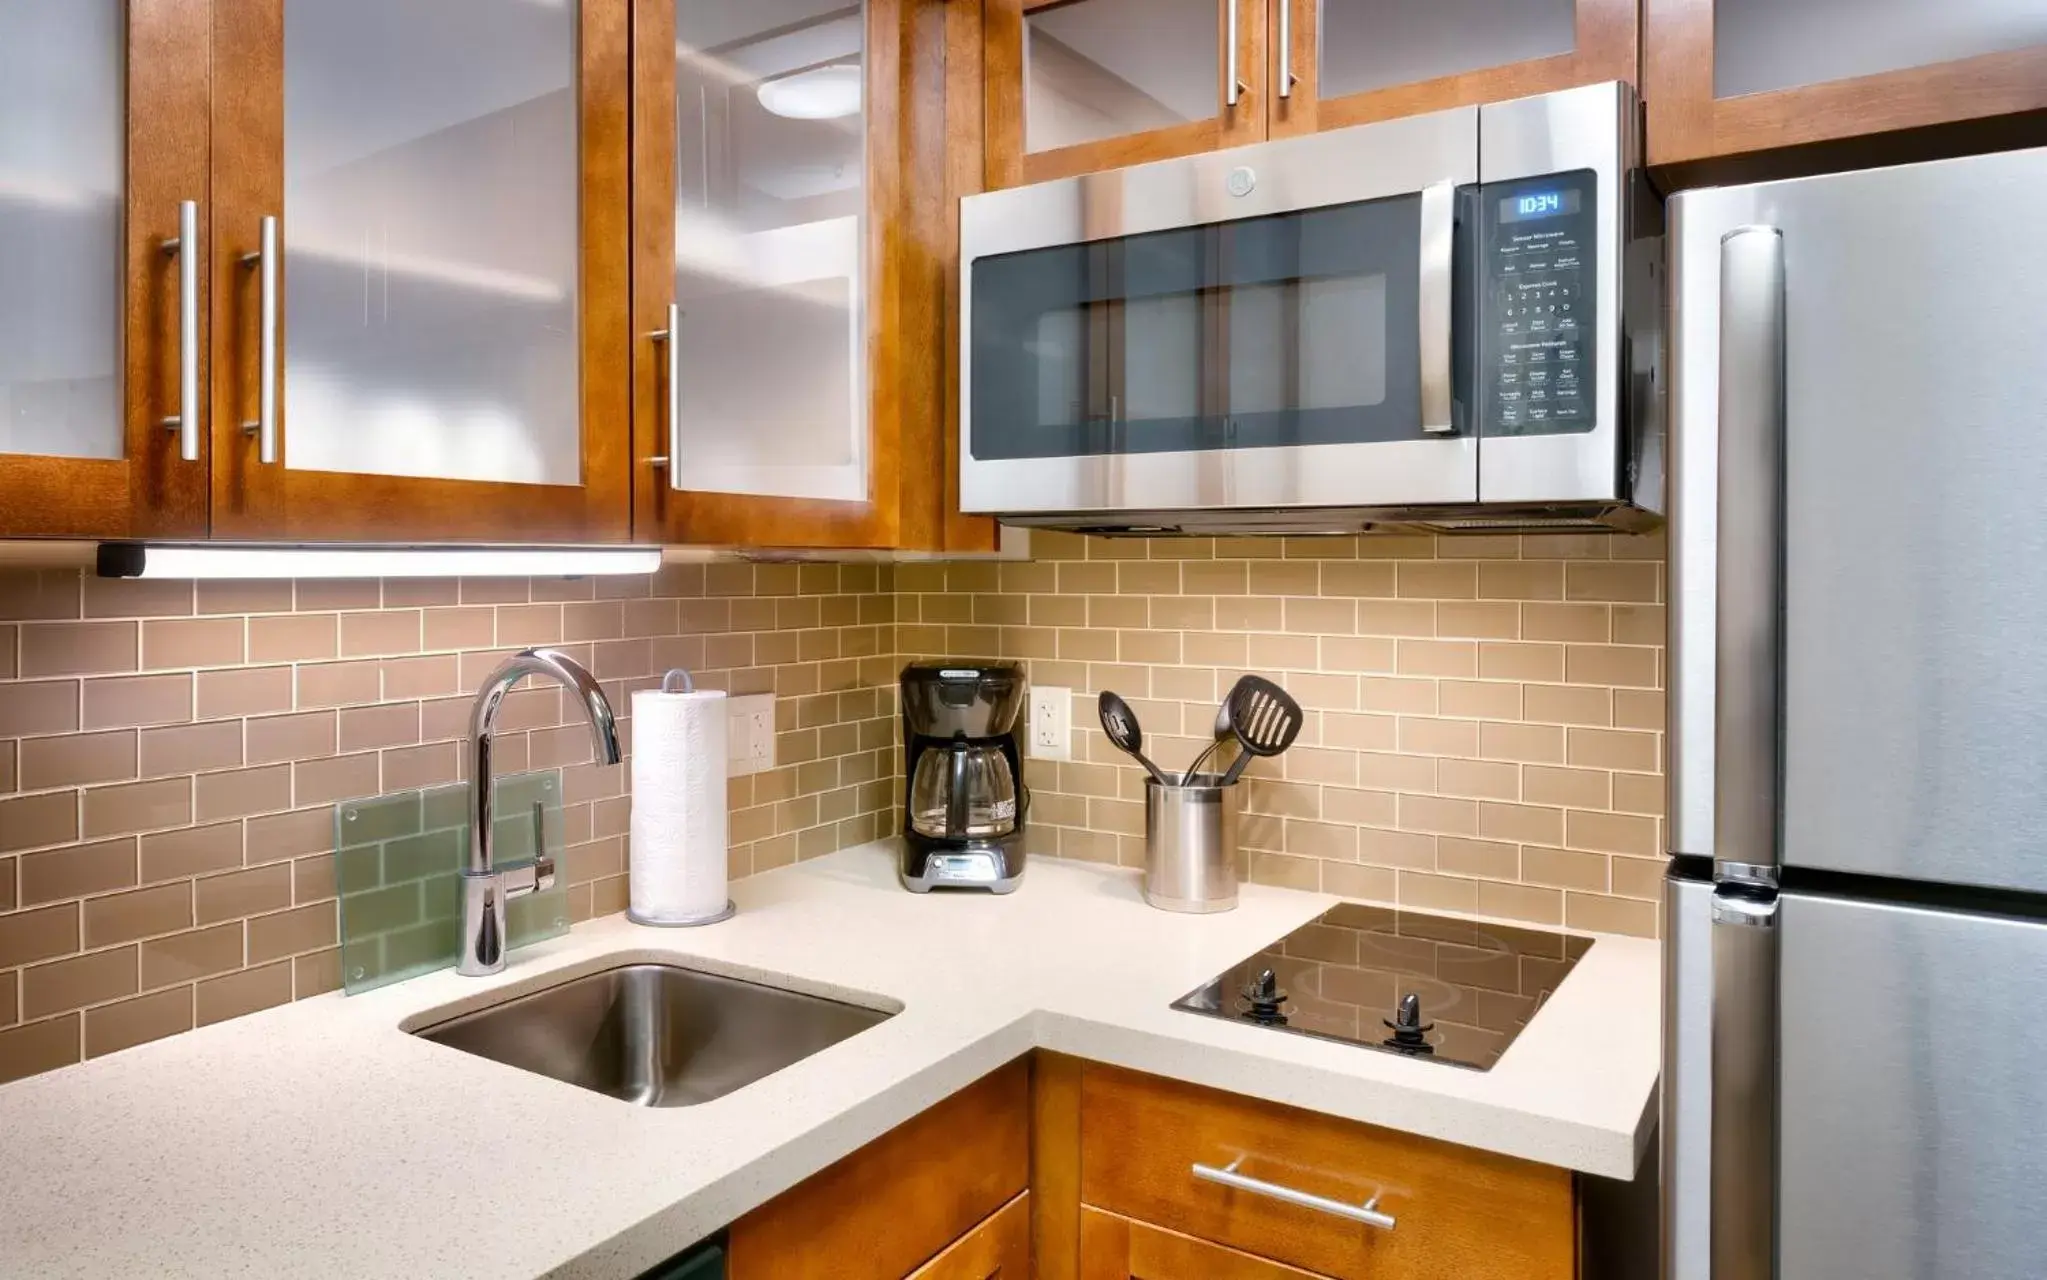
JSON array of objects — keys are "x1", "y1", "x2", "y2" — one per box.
[
  {"x1": 2, "y1": 531, "x2": 1664, "y2": 1083},
  {"x1": 0, "y1": 562, "x2": 899, "y2": 1081},
  {"x1": 898, "y1": 532, "x2": 1665, "y2": 944}
]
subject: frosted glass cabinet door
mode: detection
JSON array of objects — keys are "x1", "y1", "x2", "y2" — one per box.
[
  {"x1": 208, "y1": 0, "x2": 631, "y2": 542},
  {"x1": 282, "y1": 0, "x2": 581, "y2": 488},
  {"x1": 1271, "y1": 0, "x2": 1634, "y2": 138},
  {"x1": 1644, "y1": 0, "x2": 2047, "y2": 166},
  {"x1": 0, "y1": 0, "x2": 123, "y2": 462},
  {"x1": 984, "y1": 0, "x2": 1263, "y2": 189},
  {"x1": 0, "y1": 0, "x2": 210, "y2": 538},
  {"x1": 666, "y1": 0, "x2": 868, "y2": 504}
]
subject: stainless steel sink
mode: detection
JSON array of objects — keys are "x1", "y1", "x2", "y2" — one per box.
[{"x1": 412, "y1": 963, "x2": 895, "y2": 1106}]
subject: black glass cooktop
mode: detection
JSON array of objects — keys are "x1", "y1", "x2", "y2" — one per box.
[{"x1": 1170, "y1": 902, "x2": 1594, "y2": 1071}]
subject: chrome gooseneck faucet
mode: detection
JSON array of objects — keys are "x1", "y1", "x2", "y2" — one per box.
[{"x1": 460, "y1": 648, "x2": 621, "y2": 977}]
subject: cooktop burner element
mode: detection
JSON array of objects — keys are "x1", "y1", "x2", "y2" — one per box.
[{"x1": 1170, "y1": 902, "x2": 1594, "y2": 1071}]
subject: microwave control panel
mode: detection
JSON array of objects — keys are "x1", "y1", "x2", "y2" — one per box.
[{"x1": 1481, "y1": 170, "x2": 1596, "y2": 437}]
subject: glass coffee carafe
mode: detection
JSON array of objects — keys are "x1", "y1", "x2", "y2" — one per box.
[{"x1": 909, "y1": 738, "x2": 1018, "y2": 840}]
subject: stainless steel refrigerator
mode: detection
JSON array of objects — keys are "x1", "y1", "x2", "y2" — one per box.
[{"x1": 1664, "y1": 144, "x2": 2047, "y2": 1280}]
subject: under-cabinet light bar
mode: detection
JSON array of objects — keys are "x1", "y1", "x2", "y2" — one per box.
[{"x1": 97, "y1": 544, "x2": 662, "y2": 580}]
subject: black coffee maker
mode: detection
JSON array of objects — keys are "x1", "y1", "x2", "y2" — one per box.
[{"x1": 899, "y1": 663, "x2": 1027, "y2": 893}]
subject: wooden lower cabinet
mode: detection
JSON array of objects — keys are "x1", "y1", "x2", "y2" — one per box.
[
  {"x1": 1038, "y1": 1057, "x2": 1576, "y2": 1280},
  {"x1": 1080, "y1": 1207, "x2": 1332, "y2": 1279},
  {"x1": 725, "y1": 1053, "x2": 1581, "y2": 1280},
  {"x1": 911, "y1": 1193, "x2": 1033, "y2": 1280},
  {"x1": 727, "y1": 1059, "x2": 1029, "y2": 1280}
]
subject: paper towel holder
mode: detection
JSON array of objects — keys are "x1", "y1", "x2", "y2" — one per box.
[{"x1": 627, "y1": 668, "x2": 737, "y2": 929}]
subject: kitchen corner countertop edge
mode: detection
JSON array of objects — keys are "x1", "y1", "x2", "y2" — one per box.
[{"x1": 0, "y1": 841, "x2": 1661, "y2": 1280}]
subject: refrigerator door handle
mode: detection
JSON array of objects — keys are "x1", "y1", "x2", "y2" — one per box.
[
  {"x1": 1713, "y1": 225, "x2": 1786, "y2": 889},
  {"x1": 1710, "y1": 888, "x2": 1779, "y2": 1280}
]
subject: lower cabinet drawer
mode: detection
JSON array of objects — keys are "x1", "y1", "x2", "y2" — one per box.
[
  {"x1": 1080, "y1": 1207, "x2": 1334, "y2": 1279},
  {"x1": 1077, "y1": 1064, "x2": 1574, "y2": 1280},
  {"x1": 728, "y1": 1059, "x2": 1030, "y2": 1280},
  {"x1": 909, "y1": 1191, "x2": 1032, "y2": 1279}
]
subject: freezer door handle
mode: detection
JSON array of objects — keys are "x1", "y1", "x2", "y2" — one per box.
[
  {"x1": 1712, "y1": 225, "x2": 1786, "y2": 887},
  {"x1": 1710, "y1": 888, "x2": 1778, "y2": 1280}
]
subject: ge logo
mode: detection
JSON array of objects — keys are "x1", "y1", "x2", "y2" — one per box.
[{"x1": 1225, "y1": 166, "x2": 1256, "y2": 197}]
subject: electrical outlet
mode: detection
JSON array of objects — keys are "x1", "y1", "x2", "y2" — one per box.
[
  {"x1": 726, "y1": 693, "x2": 775, "y2": 776},
  {"x1": 1029, "y1": 684, "x2": 1070, "y2": 760}
]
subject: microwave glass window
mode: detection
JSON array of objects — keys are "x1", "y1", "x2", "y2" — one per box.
[
  {"x1": 1024, "y1": 0, "x2": 1219, "y2": 154},
  {"x1": 969, "y1": 193, "x2": 1427, "y2": 461}
]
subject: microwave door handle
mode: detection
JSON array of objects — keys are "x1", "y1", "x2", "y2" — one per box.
[{"x1": 1418, "y1": 181, "x2": 1456, "y2": 435}]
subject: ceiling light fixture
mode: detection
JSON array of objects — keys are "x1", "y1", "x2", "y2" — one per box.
[
  {"x1": 96, "y1": 544, "x2": 663, "y2": 581},
  {"x1": 756, "y1": 63, "x2": 863, "y2": 120}
]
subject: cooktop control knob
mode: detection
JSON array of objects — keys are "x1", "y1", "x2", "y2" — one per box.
[
  {"x1": 1382, "y1": 991, "x2": 1436, "y2": 1055},
  {"x1": 1240, "y1": 968, "x2": 1288, "y2": 1025}
]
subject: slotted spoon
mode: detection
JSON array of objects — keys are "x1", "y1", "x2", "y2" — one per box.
[{"x1": 1098, "y1": 690, "x2": 1170, "y2": 787}]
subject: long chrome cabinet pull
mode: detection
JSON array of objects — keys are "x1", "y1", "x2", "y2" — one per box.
[
  {"x1": 1712, "y1": 225, "x2": 1785, "y2": 887},
  {"x1": 1278, "y1": 0, "x2": 1295, "y2": 98},
  {"x1": 241, "y1": 215, "x2": 279, "y2": 465},
  {"x1": 648, "y1": 303, "x2": 682, "y2": 488},
  {"x1": 1225, "y1": 0, "x2": 1244, "y2": 106},
  {"x1": 1192, "y1": 1158, "x2": 1397, "y2": 1230},
  {"x1": 161, "y1": 199, "x2": 200, "y2": 462},
  {"x1": 1417, "y1": 180, "x2": 1456, "y2": 435}
]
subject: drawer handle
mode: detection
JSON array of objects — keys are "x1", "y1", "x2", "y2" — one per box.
[{"x1": 1192, "y1": 1157, "x2": 1396, "y2": 1230}]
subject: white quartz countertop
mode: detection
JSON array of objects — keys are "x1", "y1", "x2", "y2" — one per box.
[{"x1": 0, "y1": 843, "x2": 1660, "y2": 1279}]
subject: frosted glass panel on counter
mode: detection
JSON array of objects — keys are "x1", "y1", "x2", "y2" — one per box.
[
  {"x1": 283, "y1": 0, "x2": 580, "y2": 486},
  {"x1": 336, "y1": 770, "x2": 567, "y2": 996},
  {"x1": 0, "y1": 0, "x2": 123, "y2": 460},
  {"x1": 1714, "y1": 0, "x2": 2047, "y2": 98},
  {"x1": 1025, "y1": 0, "x2": 1219, "y2": 153},
  {"x1": 1316, "y1": 0, "x2": 1575, "y2": 100},
  {"x1": 672, "y1": 0, "x2": 866, "y2": 501}
]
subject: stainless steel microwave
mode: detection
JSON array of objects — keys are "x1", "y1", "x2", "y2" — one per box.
[{"x1": 957, "y1": 81, "x2": 1662, "y2": 535}]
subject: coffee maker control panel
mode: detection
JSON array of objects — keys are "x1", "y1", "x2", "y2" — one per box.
[{"x1": 922, "y1": 851, "x2": 1008, "y2": 884}]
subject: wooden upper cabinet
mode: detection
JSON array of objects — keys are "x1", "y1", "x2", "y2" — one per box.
[
  {"x1": 629, "y1": 0, "x2": 949, "y2": 551},
  {"x1": 204, "y1": 0, "x2": 632, "y2": 543},
  {"x1": 1270, "y1": 0, "x2": 1637, "y2": 138},
  {"x1": 0, "y1": 0, "x2": 211, "y2": 539},
  {"x1": 978, "y1": 0, "x2": 1634, "y2": 191},
  {"x1": 1645, "y1": 0, "x2": 2047, "y2": 170},
  {"x1": 983, "y1": 0, "x2": 1267, "y2": 188}
]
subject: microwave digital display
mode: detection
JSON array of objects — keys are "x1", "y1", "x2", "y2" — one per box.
[{"x1": 1500, "y1": 188, "x2": 1581, "y2": 223}]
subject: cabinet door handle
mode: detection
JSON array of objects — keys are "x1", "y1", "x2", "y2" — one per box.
[
  {"x1": 1418, "y1": 180, "x2": 1456, "y2": 435},
  {"x1": 240, "y1": 215, "x2": 280, "y2": 465},
  {"x1": 161, "y1": 199, "x2": 200, "y2": 462},
  {"x1": 1225, "y1": 0, "x2": 1245, "y2": 106},
  {"x1": 1278, "y1": 0, "x2": 1295, "y2": 98},
  {"x1": 1192, "y1": 1158, "x2": 1397, "y2": 1230},
  {"x1": 648, "y1": 303, "x2": 682, "y2": 488}
]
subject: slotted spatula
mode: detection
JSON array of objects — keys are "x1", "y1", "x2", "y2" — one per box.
[{"x1": 1217, "y1": 676, "x2": 1303, "y2": 786}]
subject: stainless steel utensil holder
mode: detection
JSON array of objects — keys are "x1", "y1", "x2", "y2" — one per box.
[{"x1": 1143, "y1": 774, "x2": 1240, "y2": 913}]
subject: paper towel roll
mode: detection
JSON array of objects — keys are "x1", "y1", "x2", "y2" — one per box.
[{"x1": 629, "y1": 681, "x2": 732, "y2": 926}]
